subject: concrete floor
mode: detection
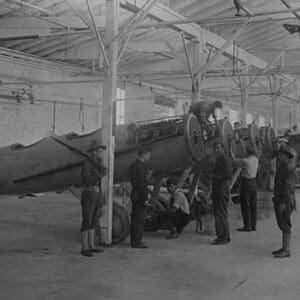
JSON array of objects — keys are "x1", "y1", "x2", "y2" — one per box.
[{"x1": 0, "y1": 191, "x2": 300, "y2": 300}]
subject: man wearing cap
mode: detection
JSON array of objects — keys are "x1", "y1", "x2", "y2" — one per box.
[
  {"x1": 80, "y1": 140, "x2": 107, "y2": 257},
  {"x1": 129, "y1": 146, "x2": 152, "y2": 248},
  {"x1": 211, "y1": 138, "x2": 233, "y2": 244},
  {"x1": 272, "y1": 145, "x2": 296, "y2": 258},
  {"x1": 231, "y1": 145, "x2": 259, "y2": 232}
]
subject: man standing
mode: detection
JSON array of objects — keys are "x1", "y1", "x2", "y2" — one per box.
[
  {"x1": 211, "y1": 138, "x2": 233, "y2": 245},
  {"x1": 231, "y1": 145, "x2": 259, "y2": 231},
  {"x1": 129, "y1": 146, "x2": 152, "y2": 249},
  {"x1": 272, "y1": 146, "x2": 296, "y2": 258},
  {"x1": 80, "y1": 140, "x2": 107, "y2": 257},
  {"x1": 157, "y1": 179, "x2": 191, "y2": 239}
]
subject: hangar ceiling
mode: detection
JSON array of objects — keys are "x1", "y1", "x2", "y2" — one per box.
[{"x1": 0, "y1": 0, "x2": 299, "y2": 119}]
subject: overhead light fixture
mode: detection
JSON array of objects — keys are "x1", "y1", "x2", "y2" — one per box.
[
  {"x1": 233, "y1": 0, "x2": 243, "y2": 16},
  {"x1": 283, "y1": 24, "x2": 300, "y2": 35},
  {"x1": 233, "y1": 0, "x2": 252, "y2": 17}
]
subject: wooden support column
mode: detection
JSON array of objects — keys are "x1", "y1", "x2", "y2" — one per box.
[
  {"x1": 289, "y1": 111, "x2": 293, "y2": 129},
  {"x1": 191, "y1": 37, "x2": 203, "y2": 104},
  {"x1": 239, "y1": 64, "x2": 248, "y2": 125},
  {"x1": 100, "y1": 0, "x2": 119, "y2": 245},
  {"x1": 292, "y1": 100, "x2": 298, "y2": 127},
  {"x1": 268, "y1": 75, "x2": 280, "y2": 191},
  {"x1": 270, "y1": 75, "x2": 279, "y2": 135}
]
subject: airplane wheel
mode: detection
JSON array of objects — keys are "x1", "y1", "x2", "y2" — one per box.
[{"x1": 112, "y1": 202, "x2": 130, "y2": 244}]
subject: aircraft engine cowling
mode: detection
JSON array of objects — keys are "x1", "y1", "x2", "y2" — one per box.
[{"x1": 114, "y1": 114, "x2": 204, "y2": 182}]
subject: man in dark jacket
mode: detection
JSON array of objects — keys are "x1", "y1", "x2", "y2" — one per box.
[
  {"x1": 272, "y1": 145, "x2": 297, "y2": 258},
  {"x1": 80, "y1": 140, "x2": 107, "y2": 257},
  {"x1": 211, "y1": 138, "x2": 233, "y2": 245},
  {"x1": 129, "y1": 146, "x2": 152, "y2": 248}
]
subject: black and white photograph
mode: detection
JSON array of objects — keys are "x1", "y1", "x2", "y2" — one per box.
[{"x1": 0, "y1": 0, "x2": 300, "y2": 299}]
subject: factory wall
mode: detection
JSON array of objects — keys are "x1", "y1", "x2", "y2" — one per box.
[
  {"x1": 123, "y1": 83, "x2": 176, "y2": 123},
  {"x1": 0, "y1": 77, "x2": 172, "y2": 147}
]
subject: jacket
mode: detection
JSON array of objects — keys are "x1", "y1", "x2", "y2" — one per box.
[{"x1": 274, "y1": 162, "x2": 296, "y2": 208}]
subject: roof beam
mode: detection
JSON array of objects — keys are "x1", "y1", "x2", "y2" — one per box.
[
  {"x1": 120, "y1": 0, "x2": 268, "y2": 69},
  {"x1": 0, "y1": 16, "x2": 105, "y2": 30},
  {"x1": 0, "y1": 47, "x2": 91, "y2": 79},
  {"x1": 49, "y1": 40, "x2": 172, "y2": 59},
  {"x1": 6, "y1": 0, "x2": 57, "y2": 16}
]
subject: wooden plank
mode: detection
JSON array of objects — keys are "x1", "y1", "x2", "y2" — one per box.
[
  {"x1": 268, "y1": 75, "x2": 279, "y2": 134},
  {"x1": 199, "y1": 19, "x2": 250, "y2": 77},
  {"x1": 49, "y1": 40, "x2": 171, "y2": 59},
  {"x1": 181, "y1": 32, "x2": 196, "y2": 95},
  {"x1": 100, "y1": 0, "x2": 119, "y2": 245},
  {"x1": 239, "y1": 64, "x2": 249, "y2": 125},
  {"x1": 117, "y1": 0, "x2": 159, "y2": 62},
  {"x1": 86, "y1": 0, "x2": 109, "y2": 68},
  {"x1": 230, "y1": 168, "x2": 242, "y2": 191},
  {"x1": 191, "y1": 37, "x2": 203, "y2": 104},
  {"x1": 150, "y1": 27, "x2": 187, "y2": 67},
  {"x1": 0, "y1": 16, "x2": 105, "y2": 30},
  {"x1": 11, "y1": 0, "x2": 56, "y2": 15},
  {"x1": 120, "y1": 0, "x2": 268, "y2": 69}
]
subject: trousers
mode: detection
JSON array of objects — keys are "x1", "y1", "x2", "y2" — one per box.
[
  {"x1": 130, "y1": 202, "x2": 146, "y2": 245},
  {"x1": 130, "y1": 188, "x2": 147, "y2": 245},
  {"x1": 81, "y1": 190, "x2": 102, "y2": 232},
  {"x1": 158, "y1": 209, "x2": 190, "y2": 234},
  {"x1": 212, "y1": 184, "x2": 230, "y2": 239},
  {"x1": 240, "y1": 178, "x2": 257, "y2": 229},
  {"x1": 273, "y1": 198, "x2": 293, "y2": 234}
]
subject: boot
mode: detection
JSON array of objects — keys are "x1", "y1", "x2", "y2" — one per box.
[
  {"x1": 166, "y1": 232, "x2": 179, "y2": 239},
  {"x1": 272, "y1": 248, "x2": 283, "y2": 255},
  {"x1": 166, "y1": 226, "x2": 179, "y2": 239},
  {"x1": 274, "y1": 232, "x2": 291, "y2": 258},
  {"x1": 212, "y1": 237, "x2": 229, "y2": 245},
  {"x1": 81, "y1": 231, "x2": 93, "y2": 257},
  {"x1": 283, "y1": 232, "x2": 291, "y2": 252},
  {"x1": 237, "y1": 227, "x2": 251, "y2": 232},
  {"x1": 88, "y1": 229, "x2": 104, "y2": 253}
]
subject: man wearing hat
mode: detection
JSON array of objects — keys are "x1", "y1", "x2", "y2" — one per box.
[
  {"x1": 80, "y1": 140, "x2": 107, "y2": 257},
  {"x1": 211, "y1": 137, "x2": 233, "y2": 244},
  {"x1": 272, "y1": 145, "x2": 297, "y2": 258},
  {"x1": 129, "y1": 145, "x2": 152, "y2": 248}
]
